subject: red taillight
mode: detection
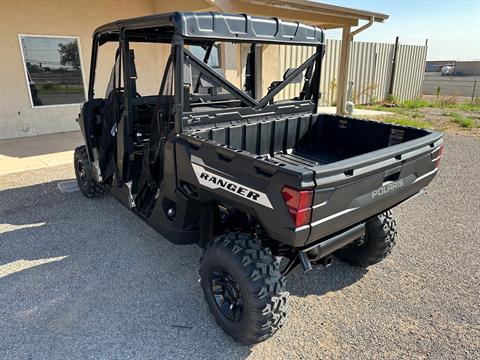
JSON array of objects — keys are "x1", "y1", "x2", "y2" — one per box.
[
  {"x1": 434, "y1": 144, "x2": 444, "y2": 168},
  {"x1": 281, "y1": 186, "x2": 313, "y2": 227}
]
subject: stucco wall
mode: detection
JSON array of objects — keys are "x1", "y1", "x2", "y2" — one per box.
[
  {"x1": 0, "y1": 0, "x2": 214, "y2": 139},
  {"x1": 0, "y1": 0, "x2": 298, "y2": 139},
  {"x1": 0, "y1": 0, "x2": 155, "y2": 139}
]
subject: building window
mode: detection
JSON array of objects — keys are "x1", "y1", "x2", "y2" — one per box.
[{"x1": 19, "y1": 35, "x2": 86, "y2": 107}]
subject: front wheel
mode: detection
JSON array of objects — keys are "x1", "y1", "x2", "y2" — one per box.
[
  {"x1": 200, "y1": 232, "x2": 289, "y2": 344},
  {"x1": 74, "y1": 146, "x2": 104, "y2": 198},
  {"x1": 335, "y1": 210, "x2": 397, "y2": 267}
]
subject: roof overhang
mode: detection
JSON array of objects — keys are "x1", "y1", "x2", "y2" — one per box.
[{"x1": 207, "y1": 0, "x2": 388, "y2": 29}]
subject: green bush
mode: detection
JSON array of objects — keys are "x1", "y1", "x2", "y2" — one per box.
[
  {"x1": 444, "y1": 112, "x2": 476, "y2": 128},
  {"x1": 41, "y1": 83, "x2": 55, "y2": 90},
  {"x1": 386, "y1": 94, "x2": 398, "y2": 105},
  {"x1": 400, "y1": 99, "x2": 430, "y2": 109}
]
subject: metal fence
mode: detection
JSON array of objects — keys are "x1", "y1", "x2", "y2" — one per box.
[{"x1": 278, "y1": 39, "x2": 428, "y2": 105}]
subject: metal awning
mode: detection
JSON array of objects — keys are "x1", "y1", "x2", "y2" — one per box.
[
  {"x1": 207, "y1": 0, "x2": 388, "y2": 29},
  {"x1": 207, "y1": 0, "x2": 389, "y2": 114}
]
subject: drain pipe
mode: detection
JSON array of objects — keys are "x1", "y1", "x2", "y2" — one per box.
[{"x1": 350, "y1": 16, "x2": 375, "y2": 39}]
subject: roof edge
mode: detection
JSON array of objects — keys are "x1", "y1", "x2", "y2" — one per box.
[{"x1": 233, "y1": 0, "x2": 389, "y2": 22}]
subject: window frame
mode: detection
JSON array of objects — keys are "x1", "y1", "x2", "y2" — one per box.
[{"x1": 18, "y1": 34, "x2": 88, "y2": 109}]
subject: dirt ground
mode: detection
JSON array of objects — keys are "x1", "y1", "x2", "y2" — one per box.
[
  {"x1": 1, "y1": 134, "x2": 479, "y2": 359},
  {"x1": 359, "y1": 96, "x2": 480, "y2": 138},
  {"x1": 417, "y1": 106, "x2": 480, "y2": 137}
]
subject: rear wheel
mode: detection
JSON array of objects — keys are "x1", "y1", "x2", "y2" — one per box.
[
  {"x1": 200, "y1": 232, "x2": 289, "y2": 344},
  {"x1": 74, "y1": 146, "x2": 104, "y2": 198},
  {"x1": 335, "y1": 211, "x2": 397, "y2": 267}
]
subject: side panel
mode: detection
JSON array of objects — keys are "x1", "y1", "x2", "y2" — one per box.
[
  {"x1": 175, "y1": 136, "x2": 315, "y2": 247},
  {"x1": 147, "y1": 140, "x2": 203, "y2": 245}
]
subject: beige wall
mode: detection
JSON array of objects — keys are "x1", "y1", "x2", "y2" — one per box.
[
  {"x1": 0, "y1": 0, "x2": 290, "y2": 139},
  {"x1": 0, "y1": 0, "x2": 214, "y2": 139},
  {"x1": 0, "y1": 0, "x2": 155, "y2": 139}
]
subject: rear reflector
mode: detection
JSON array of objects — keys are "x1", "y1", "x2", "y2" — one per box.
[
  {"x1": 434, "y1": 144, "x2": 444, "y2": 168},
  {"x1": 281, "y1": 186, "x2": 313, "y2": 227}
]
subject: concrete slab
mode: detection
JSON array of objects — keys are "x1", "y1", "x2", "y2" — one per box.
[
  {"x1": 57, "y1": 180, "x2": 80, "y2": 193},
  {"x1": 0, "y1": 131, "x2": 83, "y2": 176}
]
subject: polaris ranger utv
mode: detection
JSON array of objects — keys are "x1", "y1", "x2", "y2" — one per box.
[{"x1": 75, "y1": 12, "x2": 443, "y2": 344}]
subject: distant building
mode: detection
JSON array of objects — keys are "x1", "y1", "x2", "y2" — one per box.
[{"x1": 426, "y1": 60, "x2": 480, "y2": 75}]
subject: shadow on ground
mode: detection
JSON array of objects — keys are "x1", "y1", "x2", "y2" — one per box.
[{"x1": 0, "y1": 180, "x2": 365, "y2": 359}]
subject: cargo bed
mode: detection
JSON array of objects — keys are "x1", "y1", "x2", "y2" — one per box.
[
  {"x1": 182, "y1": 113, "x2": 443, "y2": 246},
  {"x1": 185, "y1": 113, "x2": 435, "y2": 168}
]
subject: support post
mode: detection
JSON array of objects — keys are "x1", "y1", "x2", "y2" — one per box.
[
  {"x1": 388, "y1": 36, "x2": 399, "y2": 97},
  {"x1": 336, "y1": 26, "x2": 351, "y2": 115}
]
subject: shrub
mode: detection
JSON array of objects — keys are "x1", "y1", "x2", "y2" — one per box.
[
  {"x1": 41, "y1": 83, "x2": 55, "y2": 90},
  {"x1": 445, "y1": 112, "x2": 476, "y2": 128},
  {"x1": 401, "y1": 98, "x2": 430, "y2": 109},
  {"x1": 328, "y1": 79, "x2": 337, "y2": 106},
  {"x1": 439, "y1": 96, "x2": 458, "y2": 107},
  {"x1": 435, "y1": 86, "x2": 442, "y2": 102},
  {"x1": 386, "y1": 94, "x2": 398, "y2": 105}
]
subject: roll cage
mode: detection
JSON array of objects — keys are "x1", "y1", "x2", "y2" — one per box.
[{"x1": 87, "y1": 12, "x2": 325, "y2": 135}]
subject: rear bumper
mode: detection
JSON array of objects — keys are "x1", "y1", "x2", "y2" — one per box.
[{"x1": 305, "y1": 140, "x2": 443, "y2": 246}]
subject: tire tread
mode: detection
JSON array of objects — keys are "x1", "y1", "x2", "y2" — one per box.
[
  {"x1": 74, "y1": 145, "x2": 104, "y2": 198},
  {"x1": 200, "y1": 232, "x2": 289, "y2": 344}
]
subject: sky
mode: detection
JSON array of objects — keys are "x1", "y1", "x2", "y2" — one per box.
[{"x1": 318, "y1": 0, "x2": 480, "y2": 61}]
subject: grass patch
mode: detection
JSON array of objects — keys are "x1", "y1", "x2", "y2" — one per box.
[
  {"x1": 444, "y1": 112, "x2": 476, "y2": 128},
  {"x1": 411, "y1": 111, "x2": 425, "y2": 119},
  {"x1": 379, "y1": 116, "x2": 432, "y2": 129},
  {"x1": 400, "y1": 99, "x2": 430, "y2": 109},
  {"x1": 37, "y1": 84, "x2": 84, "y2": 95},
  {"x1": 454, "y1": 103, "x2": 480, "y2": 112},
  {"x1": 360, "y1": 98, "x2": 480, "y2": 113}
]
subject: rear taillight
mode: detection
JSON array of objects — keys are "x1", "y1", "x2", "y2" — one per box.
[
  {"x1": 434, "y1": 144, "x2": 444, "y2": 168},
  {"x1": 281, "y1": 186, "x2": 313, "y2": 228}
]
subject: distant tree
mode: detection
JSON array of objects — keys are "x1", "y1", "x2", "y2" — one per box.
[
  {"x1": 58, "y1": 41, "x2": 80, "y2": 68},
  {"x1": 26, "y1": 63, "x2": 42, "y2": 73}
]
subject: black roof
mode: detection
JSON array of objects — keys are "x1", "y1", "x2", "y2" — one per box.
[{"x1": 94, "y1": 12, "x2": 324, "y2": 45}]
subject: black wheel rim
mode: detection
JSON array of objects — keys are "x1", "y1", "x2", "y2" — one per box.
[
  {"x1": 76, "y1": 160, "x2": 87, "y2": 186},
  {"x1": 210, "y1": 269, "x2": 243, "y2": 322}
]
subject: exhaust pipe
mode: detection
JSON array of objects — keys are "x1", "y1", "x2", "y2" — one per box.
[
  {"x1": 296, "y1": 223, "x2": 365, "y2": 273},
  {"x1": 304, "y1": 223, "x2": 365, "y2": 261},
  {"x1": 298, "y1": 251, "x2": 313, "y2": 273}
]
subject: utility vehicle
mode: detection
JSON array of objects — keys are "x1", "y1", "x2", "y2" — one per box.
[{"x1": 74, "y1": 12, "x2": 443, "y2": 344}]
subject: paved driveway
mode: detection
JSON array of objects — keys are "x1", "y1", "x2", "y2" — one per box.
[{"x1": 0, "y1": 134, "x2": 479, "y2": 359}]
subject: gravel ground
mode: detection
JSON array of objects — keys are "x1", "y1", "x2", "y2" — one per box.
[{"x1": 0, "y1": 134, "x2": 479, "y2": 359}]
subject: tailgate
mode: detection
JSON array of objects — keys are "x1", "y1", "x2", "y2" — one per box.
[{"x1": 306, "y1": 132, "x2": 443, "y2": 244}]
